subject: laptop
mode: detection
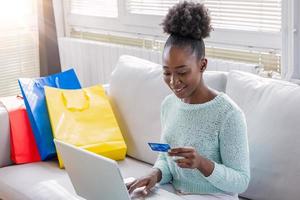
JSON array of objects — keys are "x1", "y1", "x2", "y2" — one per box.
[{"x1": 54, "y1": 139, "x2": 185, "y2": 200}]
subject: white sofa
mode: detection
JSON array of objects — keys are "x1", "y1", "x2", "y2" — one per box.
[{"x1": 0, "y1": 55, "x2": 300, "y2": 200}]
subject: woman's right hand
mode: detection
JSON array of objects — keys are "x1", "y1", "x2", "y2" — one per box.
[{"x1": 126, "y1": 168, "x2": 162, "y2": 194}]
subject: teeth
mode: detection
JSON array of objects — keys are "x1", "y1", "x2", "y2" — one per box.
[{"x1": 174, "y1": 87, "x2": 184, "y2": 92}]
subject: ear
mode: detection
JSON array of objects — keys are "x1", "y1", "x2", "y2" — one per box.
[{"x1": 198, "y1": 58, "x2": 207, "y2": 72}]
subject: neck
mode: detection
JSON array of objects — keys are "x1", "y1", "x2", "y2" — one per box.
[{"x1": 182, "y1": 83, "x2": 217, "y2": 104}]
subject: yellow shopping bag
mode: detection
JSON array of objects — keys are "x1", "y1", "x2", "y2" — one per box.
[{"x1": 45, "y1": 85, "x2": 127, "y2": 168}]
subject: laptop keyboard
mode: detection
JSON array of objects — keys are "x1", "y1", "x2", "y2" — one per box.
[
  {"x1": 131, "y1": 186, "x2": 184, "y2": 200},
  {"x1": 124, "y1": 178, "x2": 184, "y2": 200}
]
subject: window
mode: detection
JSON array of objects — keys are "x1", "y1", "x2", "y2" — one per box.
[
  {"x1": 127, "y1": 0, "x2": 178, "y2": 16},
  {"x1": 63, "y1": 0, "x2": 282, "y2": 74},
  {"x1": 203, "y1": 0, "x2": 281, "y2": 73},
  {"x1": 205, "y1": 0, "x2": 281, "y2": 32},
  {"x1": 0, "y1": 0, "x2": 39, "y2": 97},
  {"x1": 70, "y1": 0, "x2": 118, "y2": 18}
]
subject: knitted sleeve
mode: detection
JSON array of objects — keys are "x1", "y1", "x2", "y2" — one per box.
[
  {"x1": 153, "y1": 98, "x2": 172, "y2": 184},
  {"x1": 153, "y1": 152, "x2": 172, "y2": 184},
  {"x1": 205, "y1": 110, "x2": 250, "y2": 193}
]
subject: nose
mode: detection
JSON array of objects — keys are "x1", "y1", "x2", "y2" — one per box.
[{"x1": 170, "y1": 74, "x2": 180, "y2": 86}]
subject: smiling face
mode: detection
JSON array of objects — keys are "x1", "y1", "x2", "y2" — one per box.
[{"x1": 162, "y1": 45, "x2": 207, "y2": 101}]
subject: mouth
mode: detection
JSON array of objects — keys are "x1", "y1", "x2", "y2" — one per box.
[{"x1": 172, "y1": 86, "x2": 187, "y2": 94}]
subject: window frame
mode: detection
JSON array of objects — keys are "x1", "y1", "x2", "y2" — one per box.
[
  {"x1": 121, "y1": 0, "x2": 282, "y2": 50},
  {"x1": 63, "y1": 0, "x2": 281, "y2": 50},
  {"x1": 57, "y1": 0, "x2": 300, "y2": 80}
]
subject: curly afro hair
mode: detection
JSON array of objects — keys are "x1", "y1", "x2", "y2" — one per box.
[
  {"x1": 162, "y1": 1, "x2": 212, "y2": 60},
  {"x1": 162, "y1": 1, "x2": 212, "y2": 40}
]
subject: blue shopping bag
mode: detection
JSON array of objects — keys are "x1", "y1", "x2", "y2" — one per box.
[{"x1": 18, "y1": 69, "x2": 81, "y2": 160}]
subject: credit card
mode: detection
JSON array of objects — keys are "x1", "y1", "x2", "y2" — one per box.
[{"x1": 148, "y1": 142, "x2": 171, "y2": 152}]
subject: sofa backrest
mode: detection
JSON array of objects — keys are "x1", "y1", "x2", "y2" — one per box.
[
  {"x1": 226, "y1": 70, "x2": 300, "y2": 200},
  {"x1": 108, "y1": 55, "x2": 228, "y2": 164}
]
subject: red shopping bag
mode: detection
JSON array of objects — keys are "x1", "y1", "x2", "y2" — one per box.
[{"x1": 0, "y1": 96, "x2": 40, "y2": 164}]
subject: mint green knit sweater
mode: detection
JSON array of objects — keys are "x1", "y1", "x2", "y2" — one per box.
[{"x1": 153, "y1": 93, "x2": 250, "y2": 195}]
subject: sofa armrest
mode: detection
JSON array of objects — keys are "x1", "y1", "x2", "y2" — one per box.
[
  {"x1": 0, "y1": 103, "x2": 12, "y2": 167},
  {"x1": 102, "y1": 84, "x2": 109, "y2": 95}
]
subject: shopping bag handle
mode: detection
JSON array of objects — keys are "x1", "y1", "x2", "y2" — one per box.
[
  {"x1": 16, "y1": 95, "x2": 24, "y2": 99},
  {"x1": 61, "y1": 90, "x2": 90, "y2": 111}
]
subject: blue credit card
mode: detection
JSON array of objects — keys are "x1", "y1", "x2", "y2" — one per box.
[{"x1": 148, "y1": 143, "x2": 171, "y2": 152}]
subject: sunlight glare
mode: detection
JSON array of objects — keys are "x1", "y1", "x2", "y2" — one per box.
[{"x1": 0, "y1": 0, "x2": 34, "y2": 28}]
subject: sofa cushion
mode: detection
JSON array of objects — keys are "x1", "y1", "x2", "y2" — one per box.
[
  {"x1": 204, "y1": 71, "x2": 228, "y2": 92},
  {"x1": 0, "y1": 102, "x2": 12, "y2": 167},
  {"x1": 109, "y1": 55, "x2": 228, "y2": 164},
  {"x1": 0, "y1": 157, "x2": 247, "y2": 200},
  {"x1": 226, "y1": 70, "x2": 300, "y2": 200},
  {"x1": 108, "y1": 55, "x2": 170, "y2": 165},
  {"x1": 0, "y1": 157, "x2": 152, "y2": 200},
  {"x1": 0, "y1": 160, "x2": 78, "y2": 200}
]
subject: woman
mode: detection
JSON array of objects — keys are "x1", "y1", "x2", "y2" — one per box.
[{"x1": 127, "y1": 1, "x2": 250, "y2": 199}]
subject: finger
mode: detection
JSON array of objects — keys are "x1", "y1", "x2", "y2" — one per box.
[
  {"x1": 169, "y1": 147, "x2": 194, "y2": 153},
  {"x1": 177, "y1": 162, "x2": 191, "y2": 168},
  {"x1": 126, "y1": 179, "x2": 137, "y2": 190},
  {"x1": 128, "y1": 179, "x2": 147, "y2": 194},
  {"x1": 175, "y1": 158, "x2": 192, "y2": 165},
  {"x1": 144, "y1": 181, "x2": 155, "y2": 192},
  {"x1": 128, "y1": 181, "x2": 142, "y2": 194},
  {"x1": 142, "y1": 189, "x2": 149, "y2": 196},
  {"x1": 168, "y1": 152, "x2": 194, "y2": 158}
]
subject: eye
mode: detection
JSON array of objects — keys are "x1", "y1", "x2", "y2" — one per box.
[
  {"x1": 163, "y1": 71, "x2": 171, "y2": 76},
  {"x1": 177, "y1": 72, "x2": 186, "y2": 76}
]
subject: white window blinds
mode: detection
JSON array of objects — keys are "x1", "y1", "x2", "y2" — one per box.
[
  {"x1": 123, "y1": 0, "x2": 281, "y2": 72},
  {"x1": 0, "y1": 0, "x2": 39, "y2": 97},
  {"x1": 64, "y1": 0, "x2": 282, "y2": 73},
  {"x1": 127, "y1": 0, "x2": 178, "y2": 15},
  {"x1": 126, "y1": 0, "x2": 281, "y2": 32},
  {"x1": 203, "y1": 0, "x2": 281, "y2": 33},
  {"x1": 70, "y1": 0, "x2": 118, "y2": 18}
]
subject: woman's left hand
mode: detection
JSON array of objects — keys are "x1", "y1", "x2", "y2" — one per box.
[
  {"x1": 168, "y1": 147, "x2": 202, "y2": 169},
  {"x1": 168, "y1": 147, "x2": 215, "y2": 177}
]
